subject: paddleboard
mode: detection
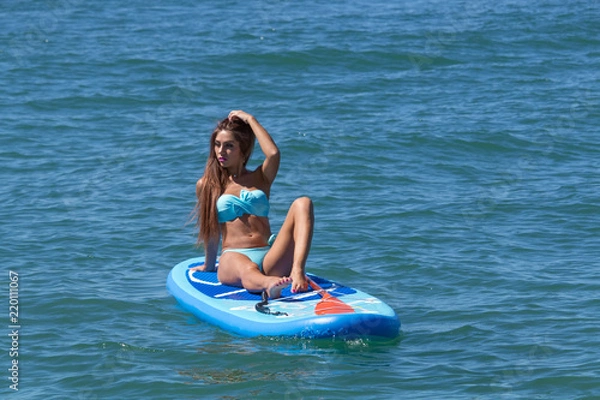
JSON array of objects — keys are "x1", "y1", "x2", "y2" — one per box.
[{"x1": 167, "y1": 257, "x2": 400, "y2": 339}]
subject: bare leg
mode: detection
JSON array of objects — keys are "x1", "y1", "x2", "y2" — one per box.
[
  {"x1": 263, "y1": 197, "x2": 314, "y2": 293},
  {"x1": 217, "y1": 252, "x2": 292, "y2": 298}
]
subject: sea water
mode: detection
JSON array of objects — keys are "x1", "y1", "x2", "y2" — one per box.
[{"x1": 1, "y1": 0, "x2": 599, "y2": 398}]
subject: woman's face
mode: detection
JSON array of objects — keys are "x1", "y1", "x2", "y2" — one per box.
[{"x1": 214, "y1": 130, "x2": 243, "y2": 169}]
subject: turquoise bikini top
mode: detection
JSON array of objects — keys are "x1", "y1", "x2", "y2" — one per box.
[{"x1": 217, "y1": 189, "x2": 270, "y2": 223}]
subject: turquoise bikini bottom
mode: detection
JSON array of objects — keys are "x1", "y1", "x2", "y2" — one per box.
[{"x1": 221, "y1": 234, "x2": 276, "y2": 272}]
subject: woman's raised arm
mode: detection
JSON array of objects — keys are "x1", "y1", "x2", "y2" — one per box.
[{"x1": 228, "y1": 110, "x2": 280, "y2": 184}]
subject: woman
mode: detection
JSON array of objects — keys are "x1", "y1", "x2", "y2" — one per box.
[{"x1": 193, "y1": 110, "x2": 314, "y2": 299}]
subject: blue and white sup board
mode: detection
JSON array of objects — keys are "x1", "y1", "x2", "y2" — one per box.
[{"x1": 167, "y1": 257, "x2": 400, "y2": 339}]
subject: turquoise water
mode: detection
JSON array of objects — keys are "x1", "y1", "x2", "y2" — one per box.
[{"x1": 2, "y1": 0, "x2": 599, "y2": 398}]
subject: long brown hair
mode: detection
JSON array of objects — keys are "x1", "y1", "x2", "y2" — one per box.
[{"x1": 196, "y1": 117, "x2": 255, "y2": 245}]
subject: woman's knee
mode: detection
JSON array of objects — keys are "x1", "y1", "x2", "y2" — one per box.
[
  {"x1": 292, "y1": 196, "x2": 314, "y2": 216},
  {"x1": 292, "y1": 196, "x2": 313, "y2": 210}
]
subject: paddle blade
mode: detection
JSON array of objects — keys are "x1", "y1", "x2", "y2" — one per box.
[
  {"x1": 314, "y1": 295, "x2": 355, "y2": 315},
  {"x1": 309, "y1": 279, "x2": 355, "y2": 315}
]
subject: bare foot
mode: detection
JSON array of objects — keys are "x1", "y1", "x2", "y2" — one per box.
[
  {"x1": 267, "y1": 277, "x2": 292, "y2": 299},
  {"x1": 291, "y1": 272, "x2": 309, "y2": 294}
]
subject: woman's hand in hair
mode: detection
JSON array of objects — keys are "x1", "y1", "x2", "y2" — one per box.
[{"x1": 228, "y1": 110, "x2": 254, "y2": 124}]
